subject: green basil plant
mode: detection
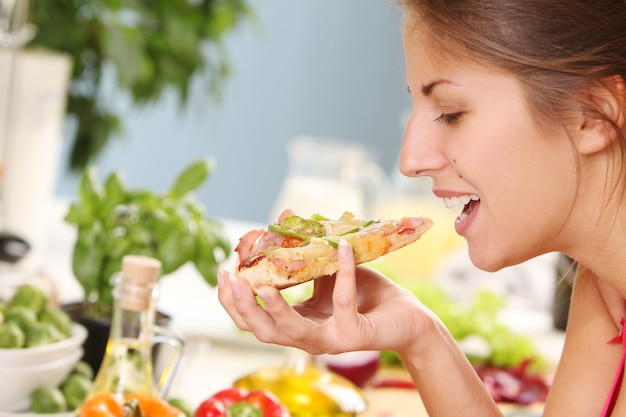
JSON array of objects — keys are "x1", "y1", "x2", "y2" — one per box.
[{"x1": 64, "y1": 158, "x2": 231, "y2": 318}]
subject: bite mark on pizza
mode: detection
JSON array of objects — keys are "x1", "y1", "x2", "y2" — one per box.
[{"x1": 234, "y1": 211, "x2": 433, "y2": 291}]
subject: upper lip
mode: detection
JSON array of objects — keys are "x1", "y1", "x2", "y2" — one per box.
[
  {"x1": 432, "y1": 189, "x2": 477, "y2": 199},
  {"x1": 432, "y1": 189, "x2": 480, "y2": 209}
]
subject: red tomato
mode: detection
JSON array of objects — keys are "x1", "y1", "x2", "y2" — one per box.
[{"x1": 195, "y1": 388, "x2": 289, "y2": 417}]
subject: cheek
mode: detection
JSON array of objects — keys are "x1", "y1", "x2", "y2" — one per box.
[{"x1": 478, "y1": 146, "x2": 575, "y2": 266}]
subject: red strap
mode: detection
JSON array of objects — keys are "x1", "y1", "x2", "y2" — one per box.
[{"x1": 600, "y1": 318, "x2": 626, "y2": 417}]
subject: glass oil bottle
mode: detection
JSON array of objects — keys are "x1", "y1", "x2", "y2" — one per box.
[{"x1": 87, "y1": 255, "x2": 184, "y2": 400}]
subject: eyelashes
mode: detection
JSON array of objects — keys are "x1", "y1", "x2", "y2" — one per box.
[{"x1": 433, "y1": 112, "x2": 464, "y2": 125}]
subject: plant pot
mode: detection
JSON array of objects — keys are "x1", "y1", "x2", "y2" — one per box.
[{"x1": 62, "y1": 302, "x2": 172, "y2": 374}]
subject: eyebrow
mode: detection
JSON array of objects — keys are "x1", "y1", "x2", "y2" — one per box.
[
  {"x1": 406, "y1": 79, "x2": 457, "y2": 96},
  {"x1": 421, "y1": 79, "x2": 454, "y2": 96}
]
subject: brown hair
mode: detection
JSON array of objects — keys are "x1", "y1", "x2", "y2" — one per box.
[
  {"x1": 401, "y1": 0, "x2": 626, "y2": 139},
  {"x1": 401, "y1": 0, "x2": 626, "y2": 200}
]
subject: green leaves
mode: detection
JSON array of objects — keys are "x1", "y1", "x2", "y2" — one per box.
[
  {"x1": 194, "y1": 219, "x2": 231, "y2": 286},
  {"x1": 65, "y1": 159, "x2": 231, "y2": 316},
  {"x1": 29, "y1": 0, "x2": 252, "y2": 171},
  {"x1": 380, "y1": 280, "x2": 547, "y2": 372},
  {"x1": 169, "y1": 158, "x2": 214, "y2": 199}
]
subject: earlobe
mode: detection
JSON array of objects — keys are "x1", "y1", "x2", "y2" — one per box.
[{"x1": 575, "y1": 75, "x2": 626, "y2": 155}]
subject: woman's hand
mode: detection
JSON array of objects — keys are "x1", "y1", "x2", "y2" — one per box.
[{"x1": 217, "y1": 238, "x2": 438, "y2": 356}]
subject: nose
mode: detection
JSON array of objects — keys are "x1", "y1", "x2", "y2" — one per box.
[{"x1": 398, "y1": 109, "x2": 447, "y2": 178}]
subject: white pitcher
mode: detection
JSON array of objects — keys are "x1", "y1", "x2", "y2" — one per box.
[{"x1": 270, "y1": 135, "x2": 388, "y2": 222}]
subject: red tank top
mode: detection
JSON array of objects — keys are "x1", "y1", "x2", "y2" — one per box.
[{"x1": 600, "y1": 318, "x2": 626, "y2": 416}]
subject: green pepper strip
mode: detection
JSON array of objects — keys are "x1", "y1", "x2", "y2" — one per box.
[
  {"x1": 268, "y1": 215, "x2": 324, "y2": 240},
  {"x1": 338, "y1": 219, "x2": 378, "y2": 236},
  {"x1": 324, "y1": 239, "x2": 339, "y2": 248},
  {"x1": 310, "y1": 213, "x2": 329, "y2": 221}
]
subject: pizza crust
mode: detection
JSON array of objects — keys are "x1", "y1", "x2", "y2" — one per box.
[{"x1": 236, "y1": 216, "x2": 433, "y2": 291}]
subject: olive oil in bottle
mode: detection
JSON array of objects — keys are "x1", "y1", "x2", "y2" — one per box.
[{"x1": 87, "y1": 255, "x2": 184, "y2": 400}]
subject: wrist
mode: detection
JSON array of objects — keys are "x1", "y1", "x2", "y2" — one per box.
[{"x1": 396, "y1": 307, "x2": 449, "y2": 364}]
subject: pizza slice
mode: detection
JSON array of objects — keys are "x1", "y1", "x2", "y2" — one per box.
[{"x1": 234, "y1": 211, "x2": 433, "y2": 291}]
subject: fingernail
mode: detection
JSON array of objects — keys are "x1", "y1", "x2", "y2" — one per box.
[
  {"x1": 230, "y1": 276, "x2": 242, "y2": 298},
  {"x1": 338, "y1": 239, "x2": 351, "y2": 259},
  {"x1": 256, "y1": 287, "x2": 272, "y2": 307}
]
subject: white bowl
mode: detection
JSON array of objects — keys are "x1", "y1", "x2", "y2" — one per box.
[
  {"x1": 0, "y1": 323, "x2": 87, "y2": 366},
  {"x1": 0, "y1": 348, "x2": 83, "y2": 412}
]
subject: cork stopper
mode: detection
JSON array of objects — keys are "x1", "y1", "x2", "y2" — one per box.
[{"x1": 119, "y1": 255, "x2": 162, "y2": 311}]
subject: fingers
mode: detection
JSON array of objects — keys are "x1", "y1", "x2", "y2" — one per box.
[
  {"x1": 218, "y1": 269, "x2": 276, "y2": 333},
  {"x1": 217, "y1": 268, "x2": 253, "y2": 330},
  {"x1": 331, "y1": 239, "x2": 360, "y2": 333},
  {"x1": 254, "y1": 285, "x2": 319, "y2": 344},
  {"x1": 217, "y1": 243, "x2": 362, "y2": 352},
  {"x1": 218, "y1": 268, "x2": 306, "y2": 345}
]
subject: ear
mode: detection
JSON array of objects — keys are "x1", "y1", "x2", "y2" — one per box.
[{"x1": 574, "y1": 74, "x2": 626, "y2": 155}]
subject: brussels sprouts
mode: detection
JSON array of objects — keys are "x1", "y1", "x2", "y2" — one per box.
[
  {"x1": 4, "y1": 305, "x2": 37, "y2": 334},
  {"x1": 40, "y1": 308, "x2": 72, "y2": 337},
  {"x1": 0, "y1": 321, "x2": 25, "y2": 348},
  {"x1": 31, "y1": 386, "x2": 67, "y2": 413},
  {"x1": 10, "y1": 284, "x2": 48, "y2": 313},
  {"x1": 61, "y1": 374, "x2": 93, "y2": 410},
  {"x1": 25, "y1": 321, "x2": 63, "y2": 347}
]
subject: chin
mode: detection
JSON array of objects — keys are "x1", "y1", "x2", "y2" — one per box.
[{"x1": 467, "y1": 247, "x2": 521, "y2": 273}]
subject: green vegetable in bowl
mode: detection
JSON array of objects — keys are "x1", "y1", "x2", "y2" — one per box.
[
  {"x1": 10, "y1": 284, "x2": 48, "y2": 313},
  {"x1": 0, "y1": 321, "x2": 25, "y2": 348},
  {"x1": 25, "y1": 321, "x2": 63, "y2": 347},
  {"x1": 4, "y1": 306, "x2": 37, "y2": 334},
  {"x1": 31, "y1": 386, "x2": 67, "y2": 413},
  {"x1": 40, "y1": 308, "x2": 73, "y2": 338}
]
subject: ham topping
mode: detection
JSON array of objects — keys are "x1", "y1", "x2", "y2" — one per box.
[{"x1": 236, "y1": 229, "x2": 304, "y2": 270}]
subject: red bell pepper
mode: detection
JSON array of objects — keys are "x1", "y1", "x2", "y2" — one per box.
[{"x1": 194, "y1": 387, "x2": 289, "y2": 417}]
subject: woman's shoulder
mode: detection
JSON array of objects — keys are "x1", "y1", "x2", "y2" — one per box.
[
  {"x1": 544, "y1": 266, "x2": 625, "y2": 415},
  {"x1": 572, "y1": 265, "x2": 626, "y2": 324}
]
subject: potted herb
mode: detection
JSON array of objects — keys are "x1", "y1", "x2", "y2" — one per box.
[
  {"x1": 63, "y1": 158, "x2": 231, "y2": 371},
  {"x1": 28, "y1": 0, "x2": 251, "y2": 171}
]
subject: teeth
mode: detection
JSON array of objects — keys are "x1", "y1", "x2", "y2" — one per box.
[{"x1": 443, "y1": 194, "x2": 479, "y2": 209}]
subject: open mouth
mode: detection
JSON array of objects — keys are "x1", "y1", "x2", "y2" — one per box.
[
  {"x1": 443, "y1": 194, "x2": 480, "y2": 224},
  {"x1": 457, "y1": 198, "x2": 479, "y2": 223}
]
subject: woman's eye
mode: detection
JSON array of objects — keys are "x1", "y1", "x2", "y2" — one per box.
[{"x1": 434, "y1": 112, "x2": 463, "y2": 125}]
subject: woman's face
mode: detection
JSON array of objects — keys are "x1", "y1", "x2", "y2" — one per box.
[{"x1": 400, "y1": 23, "x2": 578, "y2": 271}]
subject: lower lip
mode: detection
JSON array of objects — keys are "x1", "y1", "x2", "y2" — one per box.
[{"x1": 454, "y1": 201, "x2": 479, "y2": 236}]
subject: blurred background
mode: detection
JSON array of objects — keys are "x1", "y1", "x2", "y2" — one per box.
[
  {"x1": 0, "y1": 1, "x2": 566, "y2": 412},
  {"x1": 52, "y1": 0, "x2": 410, "y2": 224},
  {"x1": 0, "y1": 0, "x2": 562, "y2": 317}
]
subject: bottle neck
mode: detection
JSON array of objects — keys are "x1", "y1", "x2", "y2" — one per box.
[{"x1": 109, "y1": 274, "x2": 157, "y2": 340}]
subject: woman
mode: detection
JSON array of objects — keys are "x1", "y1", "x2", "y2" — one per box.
[{"x1": 218, "y1": 1, "x2": 626, "y2": 415}]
